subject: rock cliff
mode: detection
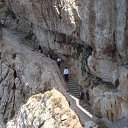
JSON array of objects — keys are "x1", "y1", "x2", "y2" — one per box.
[
  {"x1": 6, "y1": 89, "x2": 83, "y2": 128},
  {"x1": 0, "y1": 0, "x2": 128, "y2": 126},
  {"x1": 0, "y1": 29, "x2": 68, "y2": 127}
]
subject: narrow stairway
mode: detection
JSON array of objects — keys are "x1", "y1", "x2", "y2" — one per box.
[
  {"x1": 60, "y1": 62, "x2": 92, "y2": 113},
  {"x1": 4, "y1": 28, "x2": 92, "y2": 114}
]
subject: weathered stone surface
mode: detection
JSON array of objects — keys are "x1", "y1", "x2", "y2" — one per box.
[
  {"x1": 6, "y1": 89, "x2": 83, "y2": 128},
  {"x1": 0, "y1": 0, "x2": 128, "y2": 124},
  {"x1": 5, "y1": 0, "x2": 128, "y2": 89},
  {"x1": 0, "y1": 32, "x2": 67, "y2": 127},
  {"x1": 84, "y1": 121, "x2": 98, "y2": 128}
]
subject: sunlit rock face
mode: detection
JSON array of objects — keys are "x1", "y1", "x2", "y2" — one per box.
[
  {"x1": 6, "y1": 0, "x2": 128, "y2": 86},
  {"x1": 0, "y1": 31, "x2": 66, "y2": 127},
  {"x1": 1, "y1": 0, "x2": 128, "y2": 123},
  {"x1": 6, "y1": 89, "x2": 83, "y2": 128}
]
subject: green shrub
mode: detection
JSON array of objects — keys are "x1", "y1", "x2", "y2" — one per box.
[{"x1": 5, "y1": 7, "x2": 16, "y2": 19}]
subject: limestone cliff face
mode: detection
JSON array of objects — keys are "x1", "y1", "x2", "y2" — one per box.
[
  {"x1": 0, "y1": 29, "x2": 67, "y2": 127},
  {"x1": 6, "y1": 89, "x2": 82, "y2": 128},
  {"x1": 6, "y1": 0, "x2": 128, "y2": 87},
  {"x1": 1, "y1": 0, "x2": 128, "y2": 123}
]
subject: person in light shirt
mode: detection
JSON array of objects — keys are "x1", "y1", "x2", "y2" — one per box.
[
  {"x1": 1, "y1": 19, "x2": 5, "y2": 27},
  {"x1": 63, "y1": 67, "x2": 69, "y2": 81},
  {"x1": 57, "y1": 57, "x2": 61, "y2": 67}
]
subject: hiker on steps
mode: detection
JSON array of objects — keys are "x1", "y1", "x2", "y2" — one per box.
[
  {"x1": 86, "y1": 90, "x2": 90, "y2": 101},
  {"x1": 48, "y1": 54, "x2": 52, "y2": 59},
  {"x1": 79, "y1": 90, "x2": 84, "y2": 100},
  {"x1": 1, "y1": 19, "x2": 5, "y2": 27},
  {"x1": 57, "y1": 57, "x2": 61, "y2": 68},
  {"x1": 38, "y1": 45, "x2": 43, "y2": 53},
  {"x1": 63, "y1": 67, "x2": 69, "y2": 81}
]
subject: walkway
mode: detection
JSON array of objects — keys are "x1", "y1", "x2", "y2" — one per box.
[
  {"x1": 60, "y1": 62, "x2": 92, "y2": 113},
  {"x1": 2, "y1": 29, "x2": 94, "y2": 113},
  {"x1": 2, "y1": 28, "x2": 101, "y2": 126}
]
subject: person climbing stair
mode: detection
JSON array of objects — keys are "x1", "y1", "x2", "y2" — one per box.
[
  {"x1": 63, "y1": 67, "x2": 69, "y2": 81},
  {"x1": 38, "y1": 45, "x2": 43, "y2": 53},
  {"x1": 79, "y1": 90, "x2": 84, "y2": 100},
  {"x1": 57, "y1": 57, "x2": 61, "y2": 68}
]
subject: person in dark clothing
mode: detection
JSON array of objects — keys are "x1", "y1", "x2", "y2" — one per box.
[
  {"x1": 38, "y1": 45, "x2": 43, "y2": 53},
  {"x1": 47, "y1": 54, "x2": 52, "y2": 59},
  {"x1": 86, "y1": 90, "x2": 90, "y2": 101},
  {"x1": 12, "y1": 70, "x2": 17, "y2": 90},
  {"x1": 79, "y1": 90, "x2": 84, "y2": 100},
  {"x1": 13, "y1": 70, "x2": 17, "y2": 79},
  {"x1": 50, "y1": 54, "x2": 52, "y2": 59},
  {"x1": 16, "y1": 19, "x2": 19, "y2": 24},
  {"x1": 1, "y1": 19, "x2": 5, "y2": 27},
  {"x1": 12, "y1": 83, "x2": 16, "y2": 90},
  {"x1": 115, "y1": 78, "x2": 119, "y2": 88}
]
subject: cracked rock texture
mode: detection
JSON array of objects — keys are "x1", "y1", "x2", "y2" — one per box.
[
  {"x1": 0, "y1": 0, "x2": 128, "y2": 124},
  {"x1": 5, "y1": 0, "x2": 128, "y2": 93},
  {"x1": 6, "y1": 89, "x2": 82, "y2": 128},
  {"x1": 0, "y1": 30, "x2": 67, "y2": 127}
]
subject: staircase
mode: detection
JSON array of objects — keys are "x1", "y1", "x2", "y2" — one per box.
[
  {"x1": 2, "y1": 28, "x2": 96, "y2": 125},
  {"x1": 3, "y1": 27, "x2": 93, "y2": 117},
  {"x1": 60, "y1": 62, "x2": 92, "y2": 113}
]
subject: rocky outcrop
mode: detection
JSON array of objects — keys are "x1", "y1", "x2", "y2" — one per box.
[
  {"x1": 6, "y1": 89, "x2": 83, "y2": 128},
  {"x1": 0, "y1": 29, "x2": 68, "y2": 127},
  {"x1": 0, "y1": 0, "x2": 128, "y2": 124},
  {"x1": 5, "y1": 0, "x2": 128, "y2": 89}
]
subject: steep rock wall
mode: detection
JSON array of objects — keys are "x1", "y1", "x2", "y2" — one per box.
[
  {"x1": 2, "y1": 0, "x2": 128, "y2": 122},
  {"x1": 5, "y1": 0, "x2": 128, "y2": 85},
  {"x1": 0, "y1": 29, "x2": 67, "y2": 127}
]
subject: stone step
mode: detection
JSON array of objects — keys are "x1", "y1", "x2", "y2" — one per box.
[
  {"x1": 70, "y1": 93, "x2": 79, "y2": 96},
  {"x1": 60, "y1": 63, "x2": 92, "y2": 112},
  {"x1": 67, "y1": 80, "x2": 78, "y2": 84},
  {"x1": 68, "y1": 80, "x2": 79, "y2": 84},
  {"x1": 68, "y1": 84, "x2": 79, "y2": 90},
  {"x1": 68, "y1": 84, "x2": 78, "y2": 87},
  {"x1": 69, "y1": 89, "x2": 79, "y2": 93},
  {"x1": 81, "y1": 104, "x2": 90, "y2": 109},
  {"x1": 67, "y1": 80, "x2": 76, "y2": 83},
  {"x1": 80, "y1": 102, "x2": 92, "y2": 112},
  {"x1": 68, "y1": 88, "x2": 80, "y2": 93},
  {"x1": 70, "y1": 92, "x2": 80, "y2": 96},
  {"x1": 70, "y1": 94, "x2": 80, "y2": 98},
  {"x1": 68, "y1": 85, "x2": 79, "y2": 88},
  {"x1": 69, "y1": 90, "x2": 79, "y2": 94},
  {"x1": 68, "y1": 84, "x2": 77, "y2": 87},
  {"x1": 69, "y1": 90, "x2": 80, "y2": 94},
  {"x1": 67, "y1": 79, "x2": 78, "y2": 86},
  {"x1": 80, "y1": 101, "x2": 90, "y2": 105},
  {"x1": 70, "y1": 93, "x2": 80, "y2": 98},
  {"x1": 80, "y1": 101, "x2": 90, "y2": 106},
  {"x1": 68, "y1": 87, "x2": 79, "y2": 91},
  {"x1": 67, "y1": 83, "x2": 77, "y2": 86},
  {"x1": 82, "y1": 107, "x2": 91, "y2": 111},
  {"x1": 68, "y1": 86, "x2": 79, "y2": 90},
  {"x1": 81, "y1": 107, "x2": 91, "y2": 111}
]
